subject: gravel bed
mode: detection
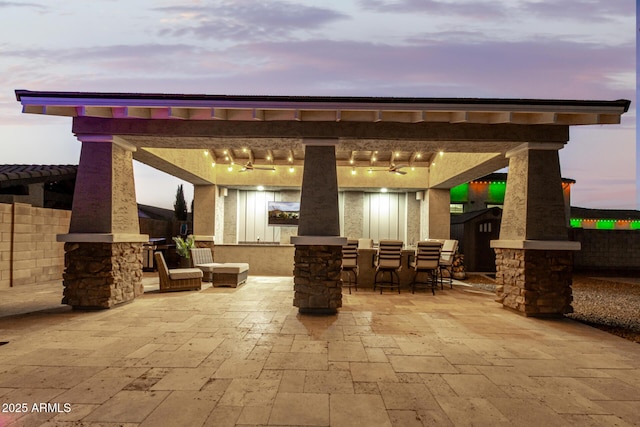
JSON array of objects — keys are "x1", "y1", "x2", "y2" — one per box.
[
  {"x1": 463, "y1": 274, "x2": 640, "y2": 344},
  {"x1": 566, "y1": 275, "x2": 640, "y2": 343}
]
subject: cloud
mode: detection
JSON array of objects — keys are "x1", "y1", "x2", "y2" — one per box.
[
  {"x1": 2, "y1": 34, "x2": 633, "y2": 102},
  {"x1": 221, "y1": 37, "x2": 634, "y2": 99},
  {"x1": 358, "y1": 0, "x2": 509, "y2": 18},
  {"x1": 0, "y1": 1, "x2": 46, "y2": 10},
  {"x1": 569, "y1": 179, "x2": 637, "y2": 210},
  {"x1": 154, "y1": 0, "x2": 349, "y2": 41},
  {"x1": 521, "y1": 0, "x2": 633, "y2": 20},
  {"x1": 358, "y1": 0, "x2": 633, "y2": 23}
]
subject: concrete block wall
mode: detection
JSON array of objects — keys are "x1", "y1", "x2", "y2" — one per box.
[
  {"x1": 139, "y1": 218, "x2": 172, "y2": 240},
  {"x1": 0, "y1": 203, "x2": 71, "y2": 289},
  {"x1": 571, "y1": 228, "x2": 640, "y2": 271},
  {"x1": 0, "y1": 204, "x2": 11, "y2": 288}
]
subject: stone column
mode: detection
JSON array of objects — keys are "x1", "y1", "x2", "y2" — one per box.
[
  {"x1": 193, "y1": 184, "x2": 216, "y2": 253},
  {"x1": 491, "y1": 143, "x2": 580, "y2": 317},
  {"x1": 58, "y1": 135, "x2": 148, "y2": 309},
  {"x1": 420, "y1": 188, "x2": 450, "y2": 240},
  {"x1": 291, "y1": 139, "x2": 346, "y2": 315}
]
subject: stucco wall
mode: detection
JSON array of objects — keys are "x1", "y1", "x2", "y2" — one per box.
[
  {"x1": 223, "y1": 189, "x2": 238, "y2": 244},
  {"x1": 0, "y1": 202, "x2": 70, "y2": 289},
  {"x1": 0, "y1": 184, "x2": 44, "y2": 207}
]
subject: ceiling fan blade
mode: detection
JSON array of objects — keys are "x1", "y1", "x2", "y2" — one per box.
[
  {"x1": 395, "y1": 170, "x2": 408, "y2": 175},
  {"x1": 253, "y1": 166, "x2": 276, "y2": 171}
]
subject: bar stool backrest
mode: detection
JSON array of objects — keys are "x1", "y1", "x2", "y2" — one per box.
[
  {"x1": 377, "y1": 240, "x2": 403, "y2": 269},
  {"x1": 414, "y1": 240, "x2": 442, "y2": 270},
  {"x1": 342, "y1": 239, "x2": 358, "y2": 268},
  {"x1": 440, "y1": 239, "x2": 458, "y2": 264},
  {"x1": 358, "y1": 238, "x2": 373, "y2": 249}
]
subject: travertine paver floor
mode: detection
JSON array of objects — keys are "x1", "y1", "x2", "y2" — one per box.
[{"x1": 0, "y1": 276, "x2": 639, "y2": 426}]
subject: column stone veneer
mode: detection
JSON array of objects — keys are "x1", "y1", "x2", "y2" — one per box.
[
  {"x1": 58, "y1": 135, "x2": 148, "y2": 309},
  {"x1": 491, "y1": 143, "x2": 579, "y2": 317},
  {"x1": 291, "y1": 139, "x2": 346, "y2": 314}
]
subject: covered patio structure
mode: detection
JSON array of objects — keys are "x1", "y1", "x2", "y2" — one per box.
[{"x1": 14, "y1": 90, "x2": 630, "y2": 316}]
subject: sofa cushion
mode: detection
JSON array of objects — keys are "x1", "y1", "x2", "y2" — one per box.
[
  {"x1": 169, "y1": 268, "x2": 203, "y2": 280},
  {"x1": 194, "y1": 262, "x2": 223, "y2": 272},
  {"x1": 212, "y1": 263, "x2": 249, "y2": 274}
]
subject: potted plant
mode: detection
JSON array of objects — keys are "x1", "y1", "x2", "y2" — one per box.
[{"x1": 173, "y1": 235, "x2": 195, "y2": 267}]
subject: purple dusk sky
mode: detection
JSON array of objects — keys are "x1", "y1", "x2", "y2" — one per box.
[{"x1": 0, "y1": 0, "x2": 636, "y2": 210}]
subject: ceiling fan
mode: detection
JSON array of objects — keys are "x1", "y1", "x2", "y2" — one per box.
[
  {"x1": 370, "y1": 164, "x2": 408, "y2": 175},
  {"x1": 239, "y1": 161, "x2": 276, "y2": 172}
]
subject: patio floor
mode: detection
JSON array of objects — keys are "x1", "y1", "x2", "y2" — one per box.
[{"x1": 0, "y1": 275, "x2": 639, "y2": 426}]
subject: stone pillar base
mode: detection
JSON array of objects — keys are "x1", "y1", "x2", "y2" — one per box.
[
  {"x1": 293, "y1": 245, "x2": 343, "y2": 315},
  {"x1": 62, "y1": 242, "x2": 144, "y2": 309},
  {"x1": 494, "y1": 248, "x2": 574, "y2": 318}
]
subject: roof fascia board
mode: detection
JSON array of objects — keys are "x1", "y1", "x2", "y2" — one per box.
[{"x1": 15, "y1": 90, "x2": 631, "y2": 115}]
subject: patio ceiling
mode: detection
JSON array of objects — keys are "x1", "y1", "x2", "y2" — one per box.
[{"x1": 15, "y1": 90, "x2": 630, "y2": 189}]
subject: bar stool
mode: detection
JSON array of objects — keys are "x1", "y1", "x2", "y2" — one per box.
[
  {"x1": 374, "y1": 240, "x2": 403, "y2": 294},
  {"x1": 438, "y1": 239, "x2": 458, "y2": 289},
  {"x1": 410, "y1": 240, "x2": 442, "y2": 295},
  {"x1": 342, "y1": 239, "x2": 359, "y2": 294}
]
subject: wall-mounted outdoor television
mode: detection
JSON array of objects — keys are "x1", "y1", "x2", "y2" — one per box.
[{"x1": 268, "y1": 201, "x2": 300, "y2": 226}]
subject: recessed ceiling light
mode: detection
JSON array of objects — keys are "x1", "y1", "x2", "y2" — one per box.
[
  {"x1": 257, "y1": 185, "x2": 264, "y2": 191},
  {"x1": 381, "y1": 188, "x2": 388, "y2": 193}
]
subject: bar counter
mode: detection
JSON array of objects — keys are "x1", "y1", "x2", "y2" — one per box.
[
  {"x1": 214, "y1": 244, "x2": 295, "y2": 276},
  {"x1": 214, "y1": 244, "x2": 420, "y2": 290},
  {"x1": 353, "y1": 249, "x2": 417, "y2": 290}
]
